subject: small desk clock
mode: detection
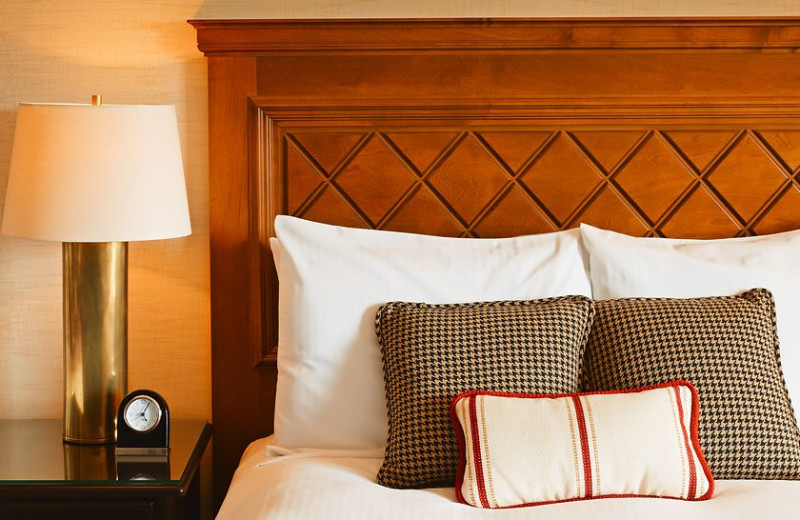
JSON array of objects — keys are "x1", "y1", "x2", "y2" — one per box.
[{"x1": 116, "y1": 389, "x2": 170, "y2": 454}]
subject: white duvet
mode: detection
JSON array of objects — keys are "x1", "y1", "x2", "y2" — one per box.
[{"x1": 217, "y1": 437, "x2": 800, "y2": 520}]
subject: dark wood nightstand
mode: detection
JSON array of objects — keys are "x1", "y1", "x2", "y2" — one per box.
[{"x1": 0, "y1": 419, "x2": 211, "y2": 520}]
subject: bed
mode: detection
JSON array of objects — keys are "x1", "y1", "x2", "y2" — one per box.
[{"x1": 189, "y1": 17, "x2": 800, "y2": 517}]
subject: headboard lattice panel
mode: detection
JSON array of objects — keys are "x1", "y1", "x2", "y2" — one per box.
[
  {"x1": 191, "y1": 18, "x2": 800, "y2": 505},
  {"x1": 280, "y1": 126, "x2": 800, "y2": 239}
]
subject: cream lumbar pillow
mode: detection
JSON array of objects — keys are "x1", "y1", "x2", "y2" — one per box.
[
  {"x1": 451, "y1": 382, "x2": 714, "y2": 508},
  {"x1": 271, "y1": 216, "x2": 592, "y2": 450}
]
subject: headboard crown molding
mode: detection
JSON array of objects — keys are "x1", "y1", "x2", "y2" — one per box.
[{"x1": 189, "y1": 17, "x2": 800, "y2": 55}]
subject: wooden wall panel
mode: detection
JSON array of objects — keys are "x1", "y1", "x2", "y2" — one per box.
[{"x1": 191, "y1": 18, "x2": 800, "y2": 503}]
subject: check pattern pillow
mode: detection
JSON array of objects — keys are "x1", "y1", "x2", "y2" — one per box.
[
  {"x1": 376, "y1": 296, "x2": 595, "y2": 488},
  {"x1": 582, "y1": 288, "x2": 800, "y2": 479},
  {"x1": 451, "y1": 382, "x2": 713, "y2": 508}
]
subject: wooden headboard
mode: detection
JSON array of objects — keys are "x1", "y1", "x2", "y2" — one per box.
[{"x1": 190, "y1": 17, "x2": 800, "y2": 503}]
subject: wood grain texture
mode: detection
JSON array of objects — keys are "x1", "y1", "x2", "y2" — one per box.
[
  {"x1": 205, "y1": 56, "x2": 274, "y2": 503},
  {"x1": 193, "y1": 17, "x2": 800, "y2": 502},
  {"x1": 276, "y1": 124, "x2": 800, "y2": 239}
]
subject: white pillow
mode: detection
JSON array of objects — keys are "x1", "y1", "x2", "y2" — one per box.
[
  {"x1": 272, "y1": 216, "x2": 592, "y2": 450},
  {"x1": 581, "y1": 224, "x2": 800, "y2": 423}
]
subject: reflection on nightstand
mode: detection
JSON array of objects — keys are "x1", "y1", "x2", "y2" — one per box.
[{"x1": 0, "y1": 419, "x2": 211, "y2": 520}]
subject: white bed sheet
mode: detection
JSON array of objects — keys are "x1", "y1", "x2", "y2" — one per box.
[{"x1": 217, "y1": 437, "x2": 800, "y2": 520}]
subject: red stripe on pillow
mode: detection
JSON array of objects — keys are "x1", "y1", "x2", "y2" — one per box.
[
  {"x1": 673, "y1": 385, "x2": 697, "y2": 499},
  {"x1": 469, "y1": 395, "x2": 490, "y2": 508},
  {"x1": 572, "y1": 395, "x2": 593, "y2": 498}
]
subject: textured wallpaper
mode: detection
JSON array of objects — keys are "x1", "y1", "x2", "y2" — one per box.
[
  {"x1": 195, "y1": 0, "x2": 800, "y2": 18},
  {"x1": 1, "y1": 0, "x2": 799, "y2": 420},
  {"x1": 0, "y1": 1, "x2": 210, "y2": 419}
]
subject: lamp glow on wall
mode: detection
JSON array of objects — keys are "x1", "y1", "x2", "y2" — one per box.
[{"x1": 1, "y1": 96, "x2": 191, "y2": 444}]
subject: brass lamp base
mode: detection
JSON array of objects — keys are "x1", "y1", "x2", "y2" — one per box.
[{"x1": 62, "y1": 242, "x2": 128, "y2": 444}]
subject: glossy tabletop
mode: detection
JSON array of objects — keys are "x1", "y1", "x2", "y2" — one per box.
[{"x1": 0, "y1": 419, "x2": 210, "y2": 487}]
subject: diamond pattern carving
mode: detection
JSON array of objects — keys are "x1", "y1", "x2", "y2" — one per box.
[
  {"x1": 427, "y1": 134, "x2": 509, "y2": 224},
  {"x1": 385, "y1": 132, "x2": 459, "y2": 172},
  {"x1": 334, "y1": 135, "x2": 417, "y2": 226},
  {"x1": 480, "y1": 131, "x2": 551, "y2": 172},
  {"x1": 293, "y1": 132, "x2": 364, "y2": 173},
  {"x1": 474, "y1": 186, "x2": 556, "y2": 237},
  {"x1": 570, "y1": 131, "x2": 644, "y2": 171},
  {"x1": 573, "y1": 187, "x2": 649, "y2": 236},
  {"x1": 521, "y1": 133, "x2": 602, "y2": 225},
  {"x1": 706, "y1": 134, "x2": 788, "y2": 222},
  {"x1": 757, "y1": 131, "x2": 800, "y2": 171},
  {"x1": 666, "y1": 131, "x2": 736, "y2": 171},
  {"x1": 661, "y1": 187, "x2": 740, "y2": 238},
  {"x1": 382, "y1": 187, "x2": 463, "y2": 237},
  {"x1": 301, "y1": 187, "x2": 366, "y2": 228},
  {"x1": 281, "y1": 124, "x2": 800, "y2": 239},
  {"x1": 614, "y1": 133, "x2": 694, "y2": 223},
  {"x1": 755, "y1": 186, "x2": 800, "y2": 235},
  {"x1": 285, "y1": 142, "x2": 325, "y2": 214}
]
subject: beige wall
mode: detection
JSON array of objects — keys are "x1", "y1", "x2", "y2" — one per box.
[
  {"x1": 0, "y1": 1, "x2": 210, "y2": 419},
  {"x1": 195, "y1": 0, "x2": 800, "y2": 18},
  {"x1": 1, "y1": 0, "x2": 799, "y2": 421}
]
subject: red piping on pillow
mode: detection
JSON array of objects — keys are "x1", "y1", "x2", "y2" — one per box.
[
  {"x1": 452, "y1": 396, "x2": 468, "y2": 505},
  {"x1": 688, "y1": 380, "x2": 715, "y2": 501},
  {"x1": 448, "y1": 380, "x2": 715, "y2": 508},
  {"x1": 673, "y1": 384, "x2": 697, "y2": 499}
]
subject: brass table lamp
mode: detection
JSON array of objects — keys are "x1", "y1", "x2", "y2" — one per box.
[{"x1": 1, "y1": 96, "x2": 191, "y2": 444}]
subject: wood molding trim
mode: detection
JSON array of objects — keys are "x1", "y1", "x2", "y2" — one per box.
[{"x1": 190, "y1": 17, "x2": 800, "y2": 55}]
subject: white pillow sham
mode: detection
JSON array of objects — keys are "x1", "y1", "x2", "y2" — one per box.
[
  {"x1": 581, "y1": 224, "x2": 800, "y2": 424},
  {"x1": 271, "y1": 216, "x2": 592, "y2": 450}
]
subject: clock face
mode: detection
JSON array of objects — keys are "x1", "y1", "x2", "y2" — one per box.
[{"x1": 123, "y1": 395, "x2": 162, "y2": 433}]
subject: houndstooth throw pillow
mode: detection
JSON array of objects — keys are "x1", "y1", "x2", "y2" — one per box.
[
  {"x1": 376, "y1": 296, "x2": 595, "y2": 488},
  {"x1": 582, "y1": 288, "x2": 800, "y2": 480}
]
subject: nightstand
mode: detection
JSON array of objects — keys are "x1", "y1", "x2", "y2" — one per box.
[{"x1": 0, "y1": 419, "x2": 211, "y2": 520}]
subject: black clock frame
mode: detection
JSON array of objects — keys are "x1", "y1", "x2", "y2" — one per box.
[{"x1": 116, "y1": 389, "x2": 170, "y2": 449}]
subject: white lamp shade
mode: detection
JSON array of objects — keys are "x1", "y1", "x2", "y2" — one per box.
[{"x1": 2, "y1": 103, "x2": 191, "y2": 242}]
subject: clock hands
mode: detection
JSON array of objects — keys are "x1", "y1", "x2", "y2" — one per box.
[
  {"x1": 126, "y1": 399, "x2": 157, "y2": 431},
  {"x1": 137, "y1": 402, "x2": 153, "y2": 430}
]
